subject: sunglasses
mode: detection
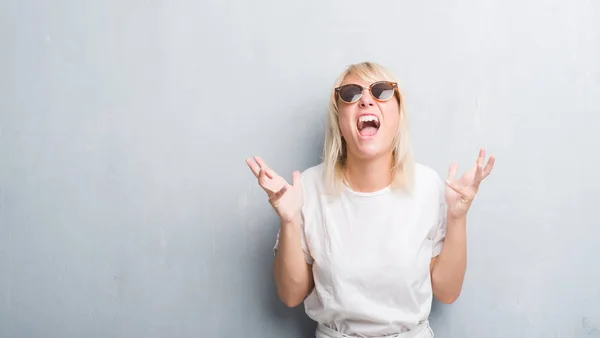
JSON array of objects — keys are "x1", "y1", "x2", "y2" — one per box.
[{"x1": 335, "y1": 81, "x2": 399, "y2": 104}]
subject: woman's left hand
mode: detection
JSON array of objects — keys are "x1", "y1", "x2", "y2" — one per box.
[{"x1": 445, "y1": 147, "x2": 496, "y2": 220}]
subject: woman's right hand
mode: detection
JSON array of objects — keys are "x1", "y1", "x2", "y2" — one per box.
[{"x1": 246, "y1": 156, "x2": 303, "y2": 224}]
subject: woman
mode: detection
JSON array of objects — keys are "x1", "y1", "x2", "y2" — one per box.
[{"x1": 246, "y1": 62, "x2": 495, "y2": 338}]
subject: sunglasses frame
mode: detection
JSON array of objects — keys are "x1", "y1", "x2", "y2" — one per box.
[{"x1": 335, "y1": 81, "x2": 399, "y2": 104}]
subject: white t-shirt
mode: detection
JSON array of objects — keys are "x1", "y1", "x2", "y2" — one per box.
[{"x1": 274, "y1": 162, "x2": 447, "y2": 337}]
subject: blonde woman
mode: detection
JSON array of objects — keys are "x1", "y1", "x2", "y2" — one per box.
[{"x1": 246, "y1": 62, "x2": 495, "y2": 338}]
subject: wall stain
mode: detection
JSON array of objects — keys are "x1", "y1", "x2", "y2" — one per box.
[{"x1": 583, "y1": 317, "x2": 599, "y2": 336}]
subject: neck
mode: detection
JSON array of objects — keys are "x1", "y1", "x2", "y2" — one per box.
[{"x1": 344, "y1": 152, "x2": 394, "y2": 193}]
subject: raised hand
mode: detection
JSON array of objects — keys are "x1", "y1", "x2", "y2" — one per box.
[
  {"x1": 445, "y1": 148, "x2": 496, "y2": 220},
  {"x1": 245, "y1": 156, "x2": 303, "y2": 224}
]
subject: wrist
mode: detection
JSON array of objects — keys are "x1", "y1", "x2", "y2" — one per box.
[
  {"x1": 280, "y1": 213, "x2": 302, "y2": 228},
  {"x1": 447, "y1": 213, "x2": 467, "y2": 224}
]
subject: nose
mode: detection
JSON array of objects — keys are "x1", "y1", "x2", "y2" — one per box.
[{"x1": 358, "y1": 88, "x2": 375, "y2": 108}]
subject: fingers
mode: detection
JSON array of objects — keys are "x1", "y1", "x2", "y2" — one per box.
[
  {"x1": 473, "y1": 161, "x2": 483, "y2": 187},
  {"x1": 269, "y1": 185, "x2": 288, "y2": 206},
  {"x1": 476, "y1": 147, "x2": 485, "y2": 167},
  {"x1": 446, "y1": 180, "x2": 462, "y2": 194},
  {"x1": 258, "y1": 167, "x2": 270, "y2": 190},
  {"x1": 258, "y1": 167, "x2": 282, "y2": 195},
  {"x1": 445, "y1": 179, "x2": 463, "y2": 195},
  {"x1": 445, "y1": 147, "x2": 494, "y2": 203},
  {"x1": 246, "y1": 156, "x2": 276, "y2": 179},
  {"x1": 445, "y1": 180, "x2": 474, "y2": 204},
  {"x1": 254, "y1": 156, "x2": 276, "y2": 179},
  {"x1": 447, "y1": 163, "x2": 458, "y2": 181},
  {"x1": 292, "y1": 171, "x2": 301, "y2": 187},
  {"x1": 483, "y1": 155, "x2": 496, "y2": 178},
  {"x1": 475, "y1": 152, "x2": 496, "y2": 183},
  {"x1": 245, "y1": 158, "x2": 261, "y2": 177},
  {"x1": 474, "y1": 147, "x2": 496, "y2": 182}
]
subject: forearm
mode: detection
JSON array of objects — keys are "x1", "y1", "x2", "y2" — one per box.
[
  {"x1": 274, "y1": 217, "x2": 313, "y2": 307},
  {"x1": 431, "y1": 215, "x2": 467, "y2": 304}
]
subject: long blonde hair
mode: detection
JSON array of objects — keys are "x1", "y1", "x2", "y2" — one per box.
[{"x1": 322, "y1": 61, "x2": 415, "y2": 194}]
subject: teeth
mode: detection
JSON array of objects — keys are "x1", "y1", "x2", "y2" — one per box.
[
  {"x1": 359, "y1": 115, "x2": 379, "y2": 123},
  {"x1": 357, "y1": 115, "x2": 380, "y2": 130}
]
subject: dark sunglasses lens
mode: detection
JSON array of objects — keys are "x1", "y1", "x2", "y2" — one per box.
[
  {"x1": 339, "y1": 85, "x2": 363, "y2": 102},
  {"x1": 371, "y1": 82, "x2": 395, "y2": 100}
]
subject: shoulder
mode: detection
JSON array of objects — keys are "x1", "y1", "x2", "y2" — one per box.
[
  {"x1": 300, "y1": 162, "x2": 324, "y2": 181},
  {"x1": 414, "y1": 162, "x2": 442, "y2": 182},
  {"x1": 414, "y1": 162, "x2": 445, "y2": 194},
  {"x1": 299, "y1": 162, "x2": 326, "y2": 195}
]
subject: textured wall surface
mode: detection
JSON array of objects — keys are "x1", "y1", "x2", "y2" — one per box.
[{"x1": 1, "y1": 0, "x2": 599, "y2": 337}]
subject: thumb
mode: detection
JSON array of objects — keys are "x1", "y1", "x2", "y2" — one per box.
[
  {"x1": 447, "y1": 163, "x2": 458, "y2": 181},
  {"x1": 292, "y1": 171, "x2": 301, "y2": 187}
]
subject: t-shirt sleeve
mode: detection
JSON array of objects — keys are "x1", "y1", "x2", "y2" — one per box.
[{"x1": 431, "y1": 175, "x2": 447, "y2": 258}]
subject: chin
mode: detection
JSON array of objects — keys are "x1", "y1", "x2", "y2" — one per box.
[{"x1": 351, "y1": 142, "x2": 391, "y2": 161}]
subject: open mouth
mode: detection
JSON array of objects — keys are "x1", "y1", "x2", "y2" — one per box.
[{"x1": 357, "y1": 115, "x2": 380, "y2": 138}]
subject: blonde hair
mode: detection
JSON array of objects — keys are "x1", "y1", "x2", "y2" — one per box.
[{"x1": 322, "y1": 61, "x2": 415, "y2": 194}]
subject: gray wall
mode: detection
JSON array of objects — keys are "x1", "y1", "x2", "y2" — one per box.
[{"x1": 1, "y1": 0, "x2": 599, "y2": 337}]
